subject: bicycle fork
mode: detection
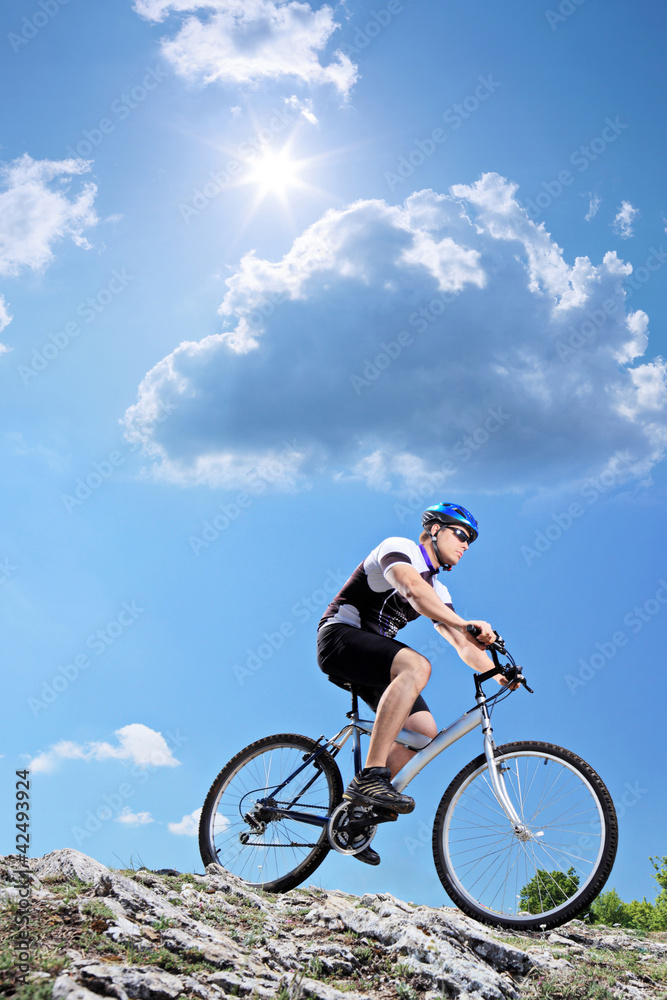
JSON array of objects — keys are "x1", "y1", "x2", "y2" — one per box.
[{"x1": 478, "y1": 694, "x2": 528, "y2": 837}]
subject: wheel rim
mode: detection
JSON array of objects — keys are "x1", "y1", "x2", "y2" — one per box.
[
  {"x1": 206, "y1": 742, "x2": 334, "y2": 886},
  {"x1": 441, "y1": 750, "x2": 606, "y2": 923}
]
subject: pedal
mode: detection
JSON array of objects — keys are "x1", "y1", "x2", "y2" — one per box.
[{"x1": 370, "y1": 807, "x2": 398, "y2": 823}]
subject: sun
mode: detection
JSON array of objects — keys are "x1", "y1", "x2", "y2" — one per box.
[{"x1": 244, "y1": 147, "x2": 305, "y2": 202}]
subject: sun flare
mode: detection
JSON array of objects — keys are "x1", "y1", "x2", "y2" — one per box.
[{"x1": 246, "y1": 148, "x2": 303, "y2": 199}]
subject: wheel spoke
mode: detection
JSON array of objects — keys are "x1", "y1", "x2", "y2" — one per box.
[
  {"x1": 199, "y1": 736, "x2": 341, "y2": 891},
  {"x1": 435, "y1": 744, "x2": 616, "y2": 929}
]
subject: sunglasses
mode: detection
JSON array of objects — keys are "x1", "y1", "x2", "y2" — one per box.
[{"x1": 445, "y1": 526, "x2": 473, "y2": 545}]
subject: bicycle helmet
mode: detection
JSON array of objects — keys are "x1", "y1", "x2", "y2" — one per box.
[{"x1": 421, "y1": 502, "x2": 479, "y2": 543}]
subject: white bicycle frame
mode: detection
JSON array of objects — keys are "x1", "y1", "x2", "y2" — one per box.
[{"x1": 328, "y1": 682, "x2": 524, "y2": 831}]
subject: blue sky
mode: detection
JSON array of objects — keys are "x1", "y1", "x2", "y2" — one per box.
[{"x1": 2, "y1": 0, "x2": 667, "y2": 909}]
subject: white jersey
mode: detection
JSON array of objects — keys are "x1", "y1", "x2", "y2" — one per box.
[{"x1": 318, "y1": 536, "x2": 453, "y2": 638}]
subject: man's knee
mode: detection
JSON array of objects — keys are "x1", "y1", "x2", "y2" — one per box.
[
  {"x1": 408, "y1": 710, "x2": 438, "y2": 741},
  {"x1": 411, "y1": 651, "x2": 431, "y2": 687},
  {"x1": 393, "y1": 649, "x2": 431, "y2": 689}
]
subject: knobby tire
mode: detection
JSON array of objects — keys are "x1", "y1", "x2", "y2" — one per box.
[
  {"x1": 199, "y1": 733, "x2": 343, "y2": 892},
  {"x1": 432, "y1": 740, "x2": 618, "y2": 931}
]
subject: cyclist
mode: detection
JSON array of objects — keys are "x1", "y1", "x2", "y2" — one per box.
[{"x1": 317, "y1": 502, "x2": 497, "y2": 865}]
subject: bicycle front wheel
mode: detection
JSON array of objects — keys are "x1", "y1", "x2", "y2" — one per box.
[
  {"x1": 433, "y1": 741, "x2": 618, "y2": 930},
  {"x1": 199, "y1": 733, "x2": 343, "y2": 892}
]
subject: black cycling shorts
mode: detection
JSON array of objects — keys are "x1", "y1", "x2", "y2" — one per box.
[{"x1": 316, "y1": 622, "x2": 430, "y2": 716}]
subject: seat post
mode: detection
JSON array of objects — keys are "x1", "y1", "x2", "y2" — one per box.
[{"x1": 349, "y1": 686, "x2": 363, "y2": 776}]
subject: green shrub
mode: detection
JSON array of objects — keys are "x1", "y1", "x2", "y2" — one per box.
[{"x1": 589, "y1": 888, "x2": 627, "y2": 926}]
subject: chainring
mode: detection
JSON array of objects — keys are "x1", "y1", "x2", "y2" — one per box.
[{"x1": 327, "y1": 801, "x2": 378, "y2": 855}]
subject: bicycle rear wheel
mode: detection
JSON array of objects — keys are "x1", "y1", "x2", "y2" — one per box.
[
  {"x1": 199, "y1": 733, "x2": 343, "y2": 892},
  {"x1": 432, "y1": 741, "x2": 618, "y2": 930}
]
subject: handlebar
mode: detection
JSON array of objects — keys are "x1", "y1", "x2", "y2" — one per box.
[{"x1": 465, "y1": 624, "x2": 534, "y2": 695}]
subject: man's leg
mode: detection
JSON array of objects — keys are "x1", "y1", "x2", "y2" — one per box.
[
  {"x1": 386, "y1": 709, "x2": 438, "y2": 778},
  {"x1": 365, "y1": 647, "x2": 432, "y2": 769},
  {"x1": 343, "y1": 648, "x2": 431, "y2": 815}
]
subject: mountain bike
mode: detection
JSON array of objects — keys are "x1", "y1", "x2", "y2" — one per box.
[{"x1": 199, "y1": 631, "x2": 618, "y2": 930}]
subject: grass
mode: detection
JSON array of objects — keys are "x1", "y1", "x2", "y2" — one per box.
[
  {"x1": 520, "y1": 942, "x2": 667, "y2": 1000},
  {"x1": 5, "y1": 862, "x2": 667, "y2": 1000},
  {"x1": 12, "y1": 982, "x2": 55, "y2": 1000}
]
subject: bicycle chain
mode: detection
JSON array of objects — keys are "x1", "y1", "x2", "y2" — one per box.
[{"x1": 241, "y1": 840, "x2": 321, "y2": 848}]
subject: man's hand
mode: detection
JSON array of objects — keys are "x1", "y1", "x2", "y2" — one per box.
[
  {"x1": 497, "y1": 674, "x2": 520, "y2": 690},
  {"x1": 463, "y1": 620, "x2": 495, "y2": 647}
]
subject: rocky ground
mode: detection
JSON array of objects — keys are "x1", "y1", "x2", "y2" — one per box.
[{"x1": 1, "y1": 850, "x2": 666, "y2": 1000}]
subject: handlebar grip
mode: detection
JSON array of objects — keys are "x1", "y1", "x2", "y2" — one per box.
[{"x1": 466, "y1": 624, "x2": 482, "y2": 637}]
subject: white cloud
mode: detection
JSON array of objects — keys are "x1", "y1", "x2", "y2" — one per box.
[
  {"x1": 584, "y1": 193, "x2": 601, "y2": 222},
  {"x1": 0, "y1": 293, "x2": 12, "y2": 354},
  {"x1": 168, "y1": 807, "x2": 229, "y2": 836},
  {"x1": 612, "y1": 200, "x2": 639, "y2": 239},
  {"x1": 0, "y1": 154, "x2": 97, "y2": 277},
  {"x1": 0, "y1": 295, "x2": 12, "y2": 332},
  {"x1": 284, "y1": 94, "x2": 318, "y2": 124},
  {"x1": 29, "y1": 724, "x2": 181, "y2": 773},
  {"x1": 117, "y1": 807, "x2": 155, "y2": 826},
  {"x1": 133, "y1": 0, "x2": 357, "y2": 97},
  {"x1": 168, "y1": 807, "x2": 201, "y2": 835},
  {"x1": 124, "y1": 173, "x2": 667, "y2": 494}
]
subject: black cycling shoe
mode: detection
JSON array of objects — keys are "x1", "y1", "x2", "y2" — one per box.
[
  {"x1": 353, "y1": 845, "x2": 381, "y2": 866},
  {"x1": 343, "y1": 767, "x2": 415, "y2": 815}
]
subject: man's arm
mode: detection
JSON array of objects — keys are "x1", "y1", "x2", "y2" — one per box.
[
  {"x1": 384, "y1": 563, "x2": 495, "y2": 646},
  {"x1": 433, "y1": 621, "x2": 493, "y2": 671},
  {"x1": 435, "y1": 622, "x2": 515, "y2": 686}
]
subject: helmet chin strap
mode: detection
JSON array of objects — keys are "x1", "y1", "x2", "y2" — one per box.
[{"x1": 431, "y1": 526, "x2": 452, "y2": 571}]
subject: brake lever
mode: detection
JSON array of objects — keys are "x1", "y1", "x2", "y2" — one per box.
[
  {"x1": 492, "y1": 632, "x2": 505, "y2": 651},
  {"x1": 503, "y1": 664, "x2": 534, "y2": 693},
  {"x1": 511, "y1": 666, "x2": 534, "y2": 694}
]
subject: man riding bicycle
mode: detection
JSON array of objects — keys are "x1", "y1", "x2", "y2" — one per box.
[{"x1": 317, "y1": 502, "x2": 498, "y2": 865}]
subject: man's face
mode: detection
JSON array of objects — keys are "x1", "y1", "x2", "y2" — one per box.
[{"x1": 433, "y1": 524, "x2": 472, "y2": 565}]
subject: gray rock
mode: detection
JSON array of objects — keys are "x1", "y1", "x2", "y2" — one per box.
[
  {"x1": 78, "y1": 963, "x2": 190, "y2": 999},
  {"x1": 34, "y1": 848, "x2": 111, "y2": 885},
  {"x1": 4, "y1": 849, "x2": 662, "y2": 1000},
  {"x1": 52, "y1": 975, "x2": 106, "y2": 999}
]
